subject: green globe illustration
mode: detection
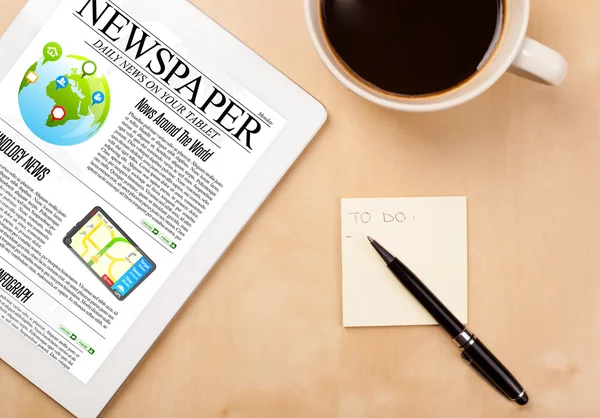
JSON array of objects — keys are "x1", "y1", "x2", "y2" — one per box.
[{"x1": 18, "y1": 42, "x2": 110, "y2": 146}]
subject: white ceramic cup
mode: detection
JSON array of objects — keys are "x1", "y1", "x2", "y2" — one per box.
[{"x1": 304, "y1": 0, "x2": 568, "y2": 112}]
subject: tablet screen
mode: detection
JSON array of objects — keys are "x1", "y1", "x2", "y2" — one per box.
[{"x1": 0, "y1": 0, "x2": 287, "y2": 384}]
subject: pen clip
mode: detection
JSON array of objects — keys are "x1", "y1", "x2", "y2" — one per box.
[{"x1": 460, "y1": 352, "x2": 510, "y2": 400}]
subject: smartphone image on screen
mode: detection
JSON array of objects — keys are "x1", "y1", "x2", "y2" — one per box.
[{"x1": 63, "y1": 207, "x2": 156, "y2": 301}]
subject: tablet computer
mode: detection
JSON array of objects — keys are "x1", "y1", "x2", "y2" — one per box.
[{"x1": 0, "y1": 0, "x2": 326, "y2": 416}]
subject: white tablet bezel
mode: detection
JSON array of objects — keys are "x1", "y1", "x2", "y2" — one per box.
[{"x1": 0, "y1": 1, "x2": 326, "y2": 416}]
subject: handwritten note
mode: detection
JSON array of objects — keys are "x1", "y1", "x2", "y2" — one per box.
[{"x1": 341, "y1": 197, "x2": 468, "y2": 327}]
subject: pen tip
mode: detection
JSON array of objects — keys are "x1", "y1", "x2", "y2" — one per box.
[
  {"x1": 367, "y1": 236, "x2": 374, "y2": 243},
  {"x1": 516, "y1": 392, "x2": 529, "y2": 406}
]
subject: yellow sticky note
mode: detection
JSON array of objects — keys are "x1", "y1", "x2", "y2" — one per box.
[{"x1": 341, "y1": 196, "x2": 468, "y2": 327}]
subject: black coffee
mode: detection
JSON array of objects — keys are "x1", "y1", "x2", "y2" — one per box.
[{"x1": 321, "y1": 0, "x2": 502, "y2": 96}]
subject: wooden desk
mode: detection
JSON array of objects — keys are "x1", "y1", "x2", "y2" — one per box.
[{"x1": 1, "y1": 1, "x2": 599, "y2": 417}]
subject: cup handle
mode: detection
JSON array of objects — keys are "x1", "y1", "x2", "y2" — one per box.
[{"x1": 508, "y1": 37, "x2": 568, "y2": 86}]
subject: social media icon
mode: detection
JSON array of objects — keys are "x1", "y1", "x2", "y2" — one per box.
[
  {"x1": 55, "y1": 75, "x2": 69, "y2": 90},
  {"x1": 91, "y1": 91, "x2": 105, "y2": 106},
  {"x1": 81, "y1": 60, "x2": 97, "y2": 78},
  {"x1": 51, "y1": 106, "x2": 66, "y2": 122},
  {"x1": 26, "y1": 71, "x2": 38, "y2": 84},
  {"x1": 43, "y1": 42, "x2": 63, "y2": 63}
]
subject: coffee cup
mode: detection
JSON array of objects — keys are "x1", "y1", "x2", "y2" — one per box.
[{"x1": 304, "y1": 0, "x2": 567, "y2": 112}]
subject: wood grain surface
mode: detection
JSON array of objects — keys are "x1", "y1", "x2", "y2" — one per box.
[{"x1": 1, "y1": 0, "x2": 599, "y2": 417}]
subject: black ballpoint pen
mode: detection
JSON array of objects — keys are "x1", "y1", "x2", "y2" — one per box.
[{"x1": 367, "y1": 236, "x2": 528, "y2": 406}]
